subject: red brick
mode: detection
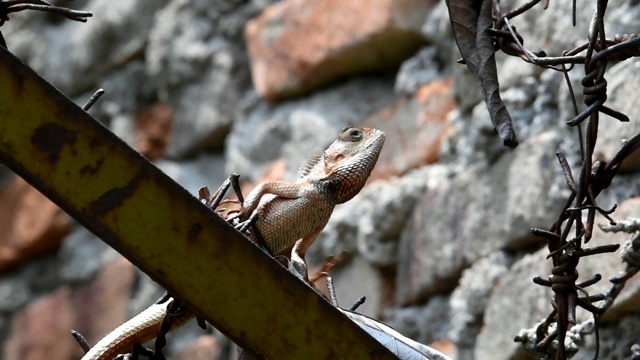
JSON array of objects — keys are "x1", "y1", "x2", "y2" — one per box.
[
  {"x1": 134, "y1": 102, "x2": 173, "y2": 161},
  {"x1": 176, "y1": 335, "x2": 223, "y2": 360},
  {"x1": 364, "y1": 78, "x2": 454, "y2": 180},
  {"x1": 4, "y1": 287, "x2": 82, "y2": 360},
  {"x1": 0, "y1": 177, "x2": 71, "y2": 273},
  {"x1": 246, "y1": 0, "x2": 432, "y2": 100},
  {"x1": 72, "y1": 256, "x2": 137, "y2": 345}
]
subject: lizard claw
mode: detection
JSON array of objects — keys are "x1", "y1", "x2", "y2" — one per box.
[
  {"x1": 235, "y1": 212, "x2": 259, "y2": 234},
  {"x1": 226, "y1": 212, "x2": 240, "y2": 223}
]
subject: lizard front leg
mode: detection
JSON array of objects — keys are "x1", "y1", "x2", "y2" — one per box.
[{"x1": 237, "y1": 181, "x2": 303, "y2": 220}]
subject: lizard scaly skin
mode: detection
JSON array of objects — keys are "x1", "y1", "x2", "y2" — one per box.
[
  {"x1": 236, "y1": 127, "x2": 385, "y2": 277},
  {"x1": 79, "y1": 127, "x2": 385, "y2": 359}
]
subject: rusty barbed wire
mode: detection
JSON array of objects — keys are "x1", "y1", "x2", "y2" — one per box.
[
  {"x1": 476, "y1": 0, "x2": 640, "y2": 358},
  {"x1": 0, "y1": 0, "x2": 92, "y2": 25},
  {"x1": 0, "y1": 0, "x2": 92, "y2": 49}
]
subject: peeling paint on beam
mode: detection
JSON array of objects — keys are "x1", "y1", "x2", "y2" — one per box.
[{"x1": 0, "y1": 47, "x2": 398, "y2": 360}]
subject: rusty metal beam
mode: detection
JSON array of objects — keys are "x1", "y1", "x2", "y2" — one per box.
[{"x1": 0, "y1": 47, "x2": 398, "y2": 359}]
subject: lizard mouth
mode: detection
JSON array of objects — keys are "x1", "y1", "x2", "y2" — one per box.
[{"x1": 366, "y1": 130, "x2": 386, "y2": 150}]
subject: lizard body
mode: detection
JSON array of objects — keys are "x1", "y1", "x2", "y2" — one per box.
[
  {"x1": 237, "y1": 127, "x2": 385, "y2": 275},
  {"x1": 79, "y1": 127, "x2": 385, "y2": 359}
]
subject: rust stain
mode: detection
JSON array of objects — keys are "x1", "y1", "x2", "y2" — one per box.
[
  {"x1": 188, "y1": 222, "x2": 202, "y2": 241},
  {"x1": 79, "y1": 158, "x2": 105, "y2": 175},
  {"x1": 88, "y1": 136, "x2": 101, "y2": 149},
  {"x1": 30, "y1": 123, "x2": 78, "y2": 163},
  {"x1": 87, "y1": 175, "x2": 141, "y2": 217}
]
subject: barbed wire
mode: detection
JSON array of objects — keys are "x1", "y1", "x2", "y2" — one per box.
[{"x1": 446, "y1": 0, "x2": 640, "y2": 358}]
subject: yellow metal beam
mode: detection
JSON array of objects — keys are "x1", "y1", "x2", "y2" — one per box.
[{"x1": 0, "y1": 47, "x2": 398, "y2": 359}]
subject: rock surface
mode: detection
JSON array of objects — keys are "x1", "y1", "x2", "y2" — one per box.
[
  {"x1": 595, "y1": 60, "x2": 640, "y2": 172},
  {"x1": 4, "y1": 287, "x2": 80, "y2": 360},
  {"x1": 2, "y1": 0, "x2": 640, "y2": 359},
  {"x1": 0, "y1": 177, "x2": 71, "y2": 273},
  {"x1": 474, "y1": 251, "x2": 553, "y2": 360},
  {"x1": 246, "y1": 0, "x2": 432, "y2": 100},
  {"x1": 396, "y1": 131, "x2": 565, "y2": 305}
]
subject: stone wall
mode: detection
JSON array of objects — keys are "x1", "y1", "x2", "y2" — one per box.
[{"x1": 1, "y1": 0, "x2": 640, "y2": 359}]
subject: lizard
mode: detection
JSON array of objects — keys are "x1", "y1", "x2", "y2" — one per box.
[
  {"x1": 229, "y1": 126, "x2": 386, "y2": 278},
  {"x1": 76, "y1": 126, "x2": 386, "y2": 360}
]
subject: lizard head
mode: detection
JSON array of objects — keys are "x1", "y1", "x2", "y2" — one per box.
[{"x1": 323, "y1": 127, "x2": 386, "y2": 204}]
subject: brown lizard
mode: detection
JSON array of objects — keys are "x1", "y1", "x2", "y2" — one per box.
[
  {"x1": 231, "y1": 126, "x2": 386, "y2": 278},
  {"x1": 76, "y1": 126, "x2": 386, "y2": 360}
]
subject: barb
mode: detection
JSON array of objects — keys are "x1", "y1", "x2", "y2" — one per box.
[
  {"x1": 0, "y1": 0, "x2": 92, "y2": 25},
  {"x1": 82, "y1": 88, "x2": 104, "y2": 112}
]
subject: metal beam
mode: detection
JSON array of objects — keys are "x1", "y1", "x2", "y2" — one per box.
[{"x1": 0, "y1": 47, "x2": 398, "y2": 359}]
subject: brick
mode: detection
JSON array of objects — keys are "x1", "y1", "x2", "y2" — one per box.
[{"x1": 246, "y1": 0, "x2": 432, "y2": 100}]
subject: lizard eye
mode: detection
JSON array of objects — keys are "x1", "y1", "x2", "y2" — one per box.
[{"x1": 348, "y1": 128, "x2": 363, "y2": 141}]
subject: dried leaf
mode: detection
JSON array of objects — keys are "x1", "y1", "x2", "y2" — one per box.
[{"x1": 445, "y1": 0, "x2": 519, "y2": 148}]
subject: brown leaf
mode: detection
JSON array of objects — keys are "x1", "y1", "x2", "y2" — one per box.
[{"x1": 445, "y1": 0, "x2": 519, "y2": 148}]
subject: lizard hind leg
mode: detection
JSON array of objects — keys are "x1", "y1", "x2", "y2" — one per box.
[
  {"x1": 288, "y1": 232, "x2": 320, "y2": 282},
  {"x1": 289, "y1": 246, "x2": 308, "y2": 282}
]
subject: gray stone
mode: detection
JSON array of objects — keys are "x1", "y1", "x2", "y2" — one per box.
[
  {"x1": 439, "y1": 106, "x2": 509, "y2": 171},
  {"x1": 383, "y1": 306, "x2": 424, "y2": 344},
  {"x1": 396, "y1": 131, "x2": 566, "y2": 305},
  {"x1": 5, "y1": 0, "x2": 640, "y2": 358},
  {"x1": 596, "y1": 173, "x2": 640, "y2": 214},
  {"x1": 579, "y1": 197, "x2": 640, "y2": 323},
  {"x1": 146, "y1": 0, "x2": 267, "y2": 157},
  {"x1": 58, "y1": 226, "x2": 119, "y2": 283},
  {"x1": 574, "y1": 313, "x2": 640, "y2": 360},
  {"x1": 226, "y1": 77, "x2": 399, "y2": 181},
  {"x1": 419, "y1": 295, "x2": 453, "y2": 346},
  {"x1": 495, "y1": 56, "x2": 543, "y2": 92},
  {"x1": 329, "y1": 256, "x2": 386, "y2": 318},
  {"x1": 475, "y1": 251, "x2": 553, "y2": 360},
  {"x1": 443, "y1": 65, "x2": 567, "y2": 170},
  {"x1": 308, "y1": 165, "x2": 451, "y2": 268},
  {"x1": 109, "y1": 112, "x2": 136, "y2": 148},
  {"x1": 473, "y1": 182, "x2": 640, "y2": 360},
  {"x1": 127, "y1": 270, "x2": 166, "y2": 316},
  {"x1": 155, "y1": 153, "x2": 227, "y2": 195},
  {"x1": 395, "y1": 47, "x2": 443, "y2": 95},
  {"x1": 593, "y1": 60, "x2": 640, "y2": 172},
  {"x1": 4, "y1": 0, "x2": 168, "y2": 96},
  {"x1": 498, "y1": 0, "x2": 639, "y2": 71},
  {"x1": 450, "y1": 68, "x2": 485, "y2": 115},
  {"x1": 529, "y1": 69, "x2": 567, "y2": 137},
  {"x1": 384, "y1": 295, "x2": 452, "y2": 346},
  {"x1": 0, "y1": 274, "x2": 32, "y2": 313},
  {"x1": 93, "y1": 60, "x2": 154, "y2": 124},
  {"x1": 448, "y1": 252, "x2": 513, "y2": 349},
  {"x1": 506, "y1": 1, "x2": 590, "y2": 59},
  {"x1": 420, "y1": 0, "x2": 458, "y2": 67}
]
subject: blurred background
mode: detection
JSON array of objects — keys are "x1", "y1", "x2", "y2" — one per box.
[{"x1": 1, "y1": 0, "x2": 640, "y2": 359}]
